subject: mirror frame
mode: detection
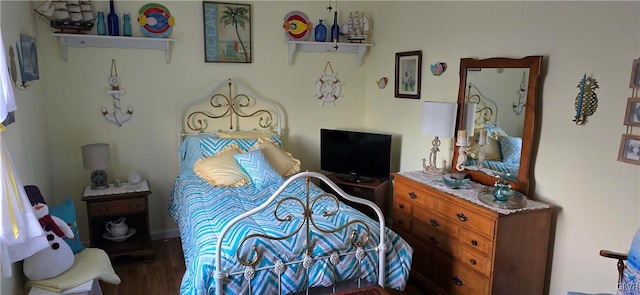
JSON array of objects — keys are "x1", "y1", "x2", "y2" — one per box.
[{"x1": 452, "y1": 56, "x2": 542, "y2": 196}]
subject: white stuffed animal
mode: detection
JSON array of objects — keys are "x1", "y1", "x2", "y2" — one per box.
[{"x1": 23, "y1": 185, "x2": 75, "y2": 281}]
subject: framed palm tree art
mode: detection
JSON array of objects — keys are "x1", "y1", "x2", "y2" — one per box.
[{"x1": 203, "y1": 2, "x2": 252, "y2": 63}]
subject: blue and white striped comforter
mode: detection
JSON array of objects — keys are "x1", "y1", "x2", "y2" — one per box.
[{"x1": 169, "y1": 172, "x2": 413, "y2": 295}]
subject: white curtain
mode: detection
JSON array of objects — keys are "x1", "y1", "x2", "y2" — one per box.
[{"x1": 0, "y1": 28, "x2": 48, "y2": 277}]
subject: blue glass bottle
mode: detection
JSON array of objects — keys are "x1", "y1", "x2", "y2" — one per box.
[
  {"x1": 330, "y1": 11, "x2": 339, "y2": 42},
  {"x1": 314, "y1": 20, "x2": 326, "y2": 42},
  {"x1": 96, "y1": 11, "x2": 106, "y2": 35},
  {"x1": 122, "y1": 13, "x2": 131, "y2": 36},
  {"x1": 107, "y1": 0, "x2": 119, "y2": 36}
]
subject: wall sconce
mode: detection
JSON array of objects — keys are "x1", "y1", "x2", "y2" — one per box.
[
  {"x1": 421, "y1": 101, "x2": 457, "y2": 175},
  {"x1": 455, "y1": 102, "x2": 477, "y2": 171}
]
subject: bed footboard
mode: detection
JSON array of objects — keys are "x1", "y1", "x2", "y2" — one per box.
[{"x1": 214, "y1": 171, "x2": 387, "y2": 295}]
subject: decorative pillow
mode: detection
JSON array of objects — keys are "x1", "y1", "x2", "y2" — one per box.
[
  {"x1": 200, "y1": 136, "x2": 282, "y2": 157},
  {"x1": 178, "y1": 133, "x2": 219, "y2": 172},
  {"x1": 467, "y1": 134, "x2": 502, "y2": 161},
  {"x1": 49, "y1": 198, "x2": 85, "y2": 254},
  {"x1": 250, "y1": 137, "x2": 301, "y2": 177},
  {"x1": 215, "y1": 130, "x2": 279, "y2": 139},
  {"x1": 499, "y1": 135, "x2": 522, "y2": 164},
  {"x1": 193, "y1": 144, "x2": 250, "y2": 187},
  {"x1": 234, "y1": 148, "x2": 284, "y2": 189}
]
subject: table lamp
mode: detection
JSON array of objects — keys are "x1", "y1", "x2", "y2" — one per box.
[
  {"x1": 421, "y1": 101, "x2": 457, "y2": 175},
  {"x1": 81, "y1": 143, "x2": 110, "y2": 190}
]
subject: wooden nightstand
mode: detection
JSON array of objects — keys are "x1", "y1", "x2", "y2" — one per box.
[
  {"x1": 81, "y1": 181, "x2": 154, "y2": 262},
  {"x1": 321, "y1": 173, "x2": 390, "y2": 219}
]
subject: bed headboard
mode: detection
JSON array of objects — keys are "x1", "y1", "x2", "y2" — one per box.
[
  {"x1": 466, "y1": 82, "x2": 498, "y2": 127},
  {"x1": 176, "y1": 79, "x2": 283, "y2": 144}
]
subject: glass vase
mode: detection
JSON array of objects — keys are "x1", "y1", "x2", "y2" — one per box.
[
  {"x1": 492, "y1": 180, "x2": 513, "y2": 202},
  {"x1": 314, "y1": 20, "x2": 327, "y2": 42}
]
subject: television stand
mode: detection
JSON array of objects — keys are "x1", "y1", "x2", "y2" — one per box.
[
  {"x1": 336, "y1": 174, "x2": 375, "y2": 184},
  {"x1": 321, "y1": 173, "x2": 389, "y2": 219}
]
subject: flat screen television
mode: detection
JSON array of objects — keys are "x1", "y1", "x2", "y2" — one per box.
[{"x1": 320, "y1": 128, "x2": 392, "y2": 182}]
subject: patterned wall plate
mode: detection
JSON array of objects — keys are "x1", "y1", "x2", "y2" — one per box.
[
  {"x1": 283, "y1": 11, "x2": 311, "y2": 41},
  {"x1": 138, "y1": 3, "x2": 174, "y2": 38}
]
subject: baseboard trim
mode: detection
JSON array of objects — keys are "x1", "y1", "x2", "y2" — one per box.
[{"x1": 151, "y1": 229, "x2": 180, "y2": 240}]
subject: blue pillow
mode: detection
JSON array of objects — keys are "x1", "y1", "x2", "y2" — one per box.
[
  {"x1": 178, "y1": 133, "x2": 219, "y2": 172},
  {"x1": 234, "y1": 148, "x2": 284, "y2": 189},
  {"x1": 498, "y1": 135, "x2": 522, "y2": 164},
  {"x1": 201, "y1": 136, "x2": 282, "y2": 157},
  {"x1": 49, "y1": 198, "x2": 85, "y2": 254}
]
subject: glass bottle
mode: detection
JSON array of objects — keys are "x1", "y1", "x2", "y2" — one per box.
[
  {"x1": 107, "y1": 0, "x2": 119, "y2": 36},
  {"x1": 122, "y1": 13, "x2": 131, "y2": 36},
  {"x1": 96, "y1": 11, "x2": 106, "y2": 35},
  {"x1": 331, "y1": 11, "x2": 339, "y2": 42},
  {"x1": 492, "y1": 180, "x2": 513, "y2": 202},
  {"x1": 314, "y1": 20, "x2": 326, "y2": 42}
]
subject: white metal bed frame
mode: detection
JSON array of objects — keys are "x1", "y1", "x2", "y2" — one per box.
[{"x1": 175, "y1": 79, "x2": 387, "y2": 295}]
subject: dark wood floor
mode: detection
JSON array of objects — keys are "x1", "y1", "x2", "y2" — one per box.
[{"x1": 100, "y1": 238, "x2": 427, "y2": 295}]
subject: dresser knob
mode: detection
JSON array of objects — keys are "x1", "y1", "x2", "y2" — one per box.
[
  {"x1": 408, "y1": 192, "x2": 417, "y2": 199},
  {"x1": 470, "y1": 259, "x2": 477, "y2": 265},
  {"x1": 452, "y1": 275, "x2": 465, "y2": 286},
  {"x1": 429, "y1": 218, "x2": 439, "y2": 227},
  {"x1": 471, "y1": 240, "x2": 478, "y2": 246},
  {"x1": 456, "y1": 213, "x2": 468, "y2": 222},
  {"x1": 428, "y1": 236, "x2": 438, "y2": 245},
  {"x1": 97, "y1": 206, "x2": 107, "y2": 213},
  {"x1": 399, "y1": 204, "x2": 404, "y2": 209}
]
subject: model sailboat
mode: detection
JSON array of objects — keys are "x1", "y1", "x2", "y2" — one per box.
[
  {"x1": 34, "y1": 0, "x2": 95, "y2": 33},
  {"x1": 340, "y1": 11, "x2": 369, "y2": 42}
]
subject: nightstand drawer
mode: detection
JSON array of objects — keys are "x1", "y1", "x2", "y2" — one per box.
[
  {"x1": 88, "y1": 197, "x2": 146, "y2": 216},
  {"x1": 437, "y1": 201, "x2": 495, "y2": 239}
]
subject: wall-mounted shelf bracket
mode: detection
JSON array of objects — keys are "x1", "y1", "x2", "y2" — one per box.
[
  {"x1": 54, "y1": 34, "x2": 175, "y2": 63},
  {"x1": 285, "y1": 41, "x2": 373, "y2": 66}
]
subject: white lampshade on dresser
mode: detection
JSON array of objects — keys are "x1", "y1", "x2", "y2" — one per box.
[{"x1": 81, "y1": 143, "x2": 110, "y2": 190}]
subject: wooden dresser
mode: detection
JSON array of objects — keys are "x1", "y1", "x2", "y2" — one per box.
[{"x1": 392, "y1": 172, "x2": 553, "y2": 295}]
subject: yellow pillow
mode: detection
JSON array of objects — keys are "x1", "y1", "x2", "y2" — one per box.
[
  {"x1": 215, "y1": 131, "x2": 278, "y2": 139},
  {"x1": 467, "y1": 136, "x2": 502, "y2": 161},
  {"x1": 193, "y1": 144, "x2": 250, "y2": 187},
  {"x1": 250, "y1": 138, "x2": 301, "y2": 177}
]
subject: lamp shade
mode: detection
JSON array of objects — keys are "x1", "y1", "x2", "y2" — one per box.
[
  {"x1": 463, "y1": 102, "x2": 477, "y2": 137},
  {"x1": 81, "y1": 143, "x2": 110, "y2": 170},
  {"x1": 421, "y1": 101, "x2": 457, "y2": 137}
]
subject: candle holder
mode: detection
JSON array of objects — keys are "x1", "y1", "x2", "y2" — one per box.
[
  {"x1": 455, "y1": 143, "x2": 469, "y2": 171},
  {"x1": 573, "y1": 73, "x2": 599, "y2": 125}
]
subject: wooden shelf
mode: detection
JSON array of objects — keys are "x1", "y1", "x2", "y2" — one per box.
[
  {"x1": 54, "y1": 33, "x2": 174, "y2": 63},
  {"x1": 285, "y1": 41, "x2": 373, "y2": 66}
]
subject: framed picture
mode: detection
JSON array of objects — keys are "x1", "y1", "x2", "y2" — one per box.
[
  {"x1": 623, "y1": 97, "x2": 640, "y2": 126},
  {"x1": 202, "y1": 2, "x2": 252, "y2": 63},
  {"x1": 617, "y1": 134, "x2": 640, "y2": 165},
  {"x1": 19, "y1": 35, "x2": 39, "y2": 82},
  {"x1": 630, "y1": 59, "x2": 640, "y2": 88},
  {"x1": 395, "y1": 51, "x2": 422, "y2": 99}
]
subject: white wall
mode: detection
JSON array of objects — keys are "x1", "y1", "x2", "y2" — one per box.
[{"x1": 1, "y1": 1, "x2": 638, "y2": 294}]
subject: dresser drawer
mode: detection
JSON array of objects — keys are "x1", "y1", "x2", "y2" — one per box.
[
  {"x1": 393, "y1": 198, "x2": 413, "y2": 215},
  {"x1": 460, "y1": 247, "x2": 492, "y2": 278},
  {"x1": 429, "y1": 250, "x2": 489, "y2": 295},
  {"x1": 413, "y1": 218, "x2": 460, "y2": 258},
  {"x1": 88, "y1": 198, "x2": 146, "y2": 217},
  {"x1": 437, "y1": 201, "x2": 495, "y2": 239},
  {"x1": 414, "y1": 206, "x2": 459, "y2": 239},
  {"x1": 392, "y1": 208, "x2": 411, "y2": 231},
  {"x1": 395, "y1": 181, "x2": 436, "y2": 210},
  {"x1": 459, "y1": 228, "x2": 494, "y2": 257}
]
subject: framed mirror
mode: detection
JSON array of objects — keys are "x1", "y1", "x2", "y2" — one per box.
[{"x1": 452, "y1": 56, "x2": 542, "y2": 196}]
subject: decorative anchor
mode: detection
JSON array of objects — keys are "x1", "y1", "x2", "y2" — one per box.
[{"x1": 101, "y1": 59, "x2": 133, "y2": 127}]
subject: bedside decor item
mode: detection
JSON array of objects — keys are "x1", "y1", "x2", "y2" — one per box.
[
  {"x1": 430, "y1": 62, "x2": 447, "y2": 76},
  {"x1": 128, "y1": 172, "x2": 143, "y2": 185},
  {"x1": 283, "y1": 10, "x2": 311, "y2": 41},
  {"x1": 314, "y1": 19, "x2": 326, "y2": 42},
  {"x1": 421, "y1": 101, "x2": 457, "y2": 175},
  {"x1": 81, "y1": 143, "x2": 110, "y2": 190},
  {"x1": 617, "y1": 134, "x2": 640, "y2": 165},
  {"x1": 96, "y1": 11, "x2": 106, "y2": 35},
  {"x1": 107, "y1": 0, "x2": 119, "y2": 36},
  {"x1": 340, "y1": 11, "x2": 369, "y2": 42},
  {"x1": 34, "y1": 0, "x2": 95, "y2": 33},
  {"x1": 395, "y1": 51, "x2": 422, "y2": 99},
  {"x1": 105, "y1": 217, "x2": 129, "y2": 239},
  {"x1": 573, "y1": 73, "x2": 599, "y2": 125},
  {"x1": 314, "y1": 61, "x2": 344, "y2": 106},
  {"x1": 101, "y1": 59, "x2": 133, "y2": 127},
  {"x1": 138, "y1": 3, "x2": 174, "y2": 38},
  {"x1": 203, "y1": 2, "x2": 251, "y2": 63},
  {"x1": 103, "y1": 228, "x2": 135, "y2": 242},
  {"x1": 623, "y1": 97, "x2": 640, "y2": 127}
]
